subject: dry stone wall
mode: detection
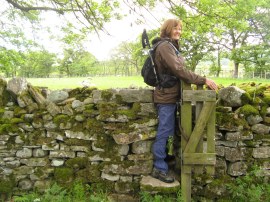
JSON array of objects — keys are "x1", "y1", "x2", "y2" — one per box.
[{"x1": 0, "y1": 77, "x2": 269, "y2": 200}]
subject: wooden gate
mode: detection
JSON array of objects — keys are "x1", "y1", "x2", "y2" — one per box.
[{"x1": 180, "y1": 82, "x2": 216, "y2": 202}]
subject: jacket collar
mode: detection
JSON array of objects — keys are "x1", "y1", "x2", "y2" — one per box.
[{"x1": 152, "y1": 37, "x2": 179, "y2": 50}]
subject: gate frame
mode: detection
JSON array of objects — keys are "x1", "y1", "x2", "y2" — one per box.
[{"x1": 180, "y1": 82, "x2": 216, "y2": 201}]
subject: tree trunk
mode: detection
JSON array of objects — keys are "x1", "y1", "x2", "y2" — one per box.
[
  {"x1": 233, "y1": 61, "x2": 239, "y2": 78},
  {"x1": 216, "y1": 48, "x2": 221, "y2": 77}
]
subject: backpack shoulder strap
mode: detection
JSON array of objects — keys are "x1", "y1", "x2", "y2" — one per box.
[
  {"x1": 165, "y1": 41, "x2": 181, "y2": 56},
  {"x1": 151, "y1": 40, "x2": 180, "y2": 57},
  {"x1": 152, "y1": 40, "x2": 165, "y2": 51}
]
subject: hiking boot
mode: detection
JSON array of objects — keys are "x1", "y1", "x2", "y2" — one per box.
[{"x1": 151, "y1": 168, "x2": 174, "y2": 183}]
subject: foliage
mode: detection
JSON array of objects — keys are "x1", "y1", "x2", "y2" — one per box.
[
  {"x1": 21, "y1": 50, "x2": 56, "y2": 78},
  {"x1": 226, "y1": 166, "x2": 270, "y2": 202},
  {"x1": 109, "y1": 28, "x2": 160, "y2": 76},
  {"x1": 13, "y1": 181, "x2": 109, "y2": 202},
  {"x1": 1, "y1": 0, "x2": 121, "y2": 39},
  {"x1": 1, "y1": 0, "x2": 269, "y2": 78},
  {"x1": 132, "y1": 0, "x2": 270, "y2": 78},
  {"x1": 139, "y1": 189, "x2": 183, "y2": 202},
  {"x1": 0, "y1": 48, "x2": 24, "y2": 77},
  {"x1": 58, "y1": 49, "x2": 98, "y2": 77}
]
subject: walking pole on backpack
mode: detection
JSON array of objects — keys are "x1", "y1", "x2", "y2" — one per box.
[{"x1": 141, "y1": 29, "x2": 159, "y2": 86}]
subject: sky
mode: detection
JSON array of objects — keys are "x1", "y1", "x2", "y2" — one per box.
[
  {"x1": 40, "y1": 2, "x2": 172, "y2": 60},
  {"x1": 1, "y1": 0, "x2": 172, "y2": 60},
  {"x1": 79, "y1": 3, "x2": 173, "y2": 60}
]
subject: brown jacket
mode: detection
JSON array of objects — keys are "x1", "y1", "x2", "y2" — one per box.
[{"x1": 153, "y1": 38, "x2": 206, "y2": 103}]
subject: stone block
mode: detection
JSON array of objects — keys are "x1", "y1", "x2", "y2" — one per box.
[
  {"x1": 16, "y1": 148, "x2": 32, "y2": 158},
  {"x1": 103, "y1": 160, "x2": 153, "y2": 175},
  {"x1": 138, "y1": 103, "x2": 156, "y2": 116},
  {"x1": 247, "y1": 115, "x2": 263, "y2": 125},
  {"x1": 18, "y1": 178, "x2": 33, "y2": 191},
  {"x1": 225, "y1": 132, "x2": 241, "y2": 141},
  {"x1": 51, "y1": 159, "x2": 65, "y2": 167},
  {"x1": 253, "y1": 147, "x2": 270, "y2": 158},
  {"x1": 224, "y1": 147, "x2": 248, "y2": 162},
  {"x1": 140, "y1": 175, "x2": 180, "y2": 193},
  {"x1": 218, "y1": 86, "x2": 246, "y2": 107},
  {"x1": 49, "y1": 151, "x2": 76, "y2": 158},
  {"x1": 115, "y1": 181, "x2": 134, "y2": 193},
  {"x1": 113, "y1": 130, "x2": 155, "y2": 145},
  {"x1": 251, "y1": 124, "x2": 270, "y2": 134},
  {"x1": 101, "y1": 172, "x2": 119, "y2": 181},
  {"x1": 33, "y1": 148, "x2": 49, "y2": 157},
  {"x1": 132, "y1": 140, "x2": 153, "y2": 154},
  {"x1": 20, "y1": 158, "x2": 48, "y2": 166},
  {"x1": 215, "y1": 146, "x2": 225, "y2": 157},
  {"x1": 227, "y1": 161, "x2": 247, "y2": 176}
]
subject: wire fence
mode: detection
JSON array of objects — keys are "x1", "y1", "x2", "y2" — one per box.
[{"x1": 195, "y1": 69, "x2": 270, "y2": 79}]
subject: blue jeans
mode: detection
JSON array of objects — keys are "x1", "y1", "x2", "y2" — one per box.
[{"x1": 152, "y1": 103, "x2": 176, "y2": 173}]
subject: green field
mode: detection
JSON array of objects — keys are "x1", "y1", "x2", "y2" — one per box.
[{"x1": 24, "y1": 76, "x2": 269, "y2": 90}]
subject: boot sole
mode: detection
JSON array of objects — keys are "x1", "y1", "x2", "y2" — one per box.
[{"x1": 151, "y1": 173, "x2": 174, "y2": 183}]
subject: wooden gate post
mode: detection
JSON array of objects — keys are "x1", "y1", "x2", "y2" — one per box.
[{"x1": 180, "y1": 82, "x2": 216, "y2": 202}]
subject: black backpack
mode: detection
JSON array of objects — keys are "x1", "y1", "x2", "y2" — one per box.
[
  {"x1": 141, "y1": 40, "x2": 179, "y2": 88},
  {"x1": 141, "y1": 41, "x2": 163, "y2": 87}
]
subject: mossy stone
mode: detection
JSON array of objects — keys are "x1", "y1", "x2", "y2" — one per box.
[
  {"x1": 6, "y1": 136, "x2": 16, "y2": 150},
  {"x1": 27, "y1": 132, "x2": 52, "y2": 145},
  {"x1": 216, "y1": 112, "x2": 249, "y2": 129},
  {"x1": 262, "y1": 96, "x2": 270, "y2": 105},
  {"x1": 84, "y1": 118, "x2": 104, "y2": 133},
  {"x1": 0, "y1": 123, "x2": 19, "y2": 134},
  {"x1": 0, "y1": 108, "x2": 5, "y2": 116},
  {"x1": 240, "y1": 92, "x2": 252, "y2": 105},
  {"x1": 115, "y1": 94, "x2": 124, "y2": 104},
  {"x1": 76, "y1": 165, "x2": 101, "y2": 183},
  {"x1": 97, "y1": 102, "x2": 118, "y2": 119},
  {"x1": 116, "y1": 102, "x2": 141, "y2": 119},
  {"x1": 239, "y1": 104, "x2": 259, "y2": 117},
  {"x1": 54, "y1": 167, "x2": 74, "y2": 185},
  {"x1": 90, "y1": 180, "x2": 115, "y2": 193},
  {"x1": 140, "y1": 184, "x2": 180, "y2": 194},
  {"x1": 65, "y1": 138, "x2": 91, "y2": 146},
  {"x1": 53, "y1": 114, "x2": 70, "y2": 126},
  {"x1": 13, "y1": 106, "x2": 27, "y2": 117},
  {"x1": 10, "y1": 118, "x2": 24, "y2": 124},
  {"x1": 254, "y1": 134, "x2": 270, "y2": 141},
  {"x1": 65, "y1": 157, "x2": 89, "y2": 169},
  {"x1": 101, "y1": 90, "x2": 113, "y2": 101},
  {"x1": 0, "y1": 175, "x2": 15, "y2": 195}
]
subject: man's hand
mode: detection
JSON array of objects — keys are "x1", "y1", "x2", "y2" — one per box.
[{"x1": 205, "y1": 78, "x2": 218, "y2": 91}]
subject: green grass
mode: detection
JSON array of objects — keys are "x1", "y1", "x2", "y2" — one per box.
[
  {"x1": 21, "y1": 76, "x2": 270, "y2": 90},
  {"x1": 25, "y1": 76, "x2": 148, "y2": 90}
]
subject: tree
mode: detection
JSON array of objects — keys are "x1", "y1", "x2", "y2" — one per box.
[
  {"x1": 111, "y1": 41, "x2": 143, "y2": 76},
  {"x1": 19, "y1": 50, "x2": 56, "y2": 77},
  {"x1": 129, "y1": 0, "x2": 270, "y2": 78},
  {"x1": 3, "y1": 0, "x2": 121, "y2": 36},
  {"x1": 59, "y1": 49, "x2": 97, "y2": 77},
  {"x1": 0, "y1": 48, "x2": 24, "y2": 77}
]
